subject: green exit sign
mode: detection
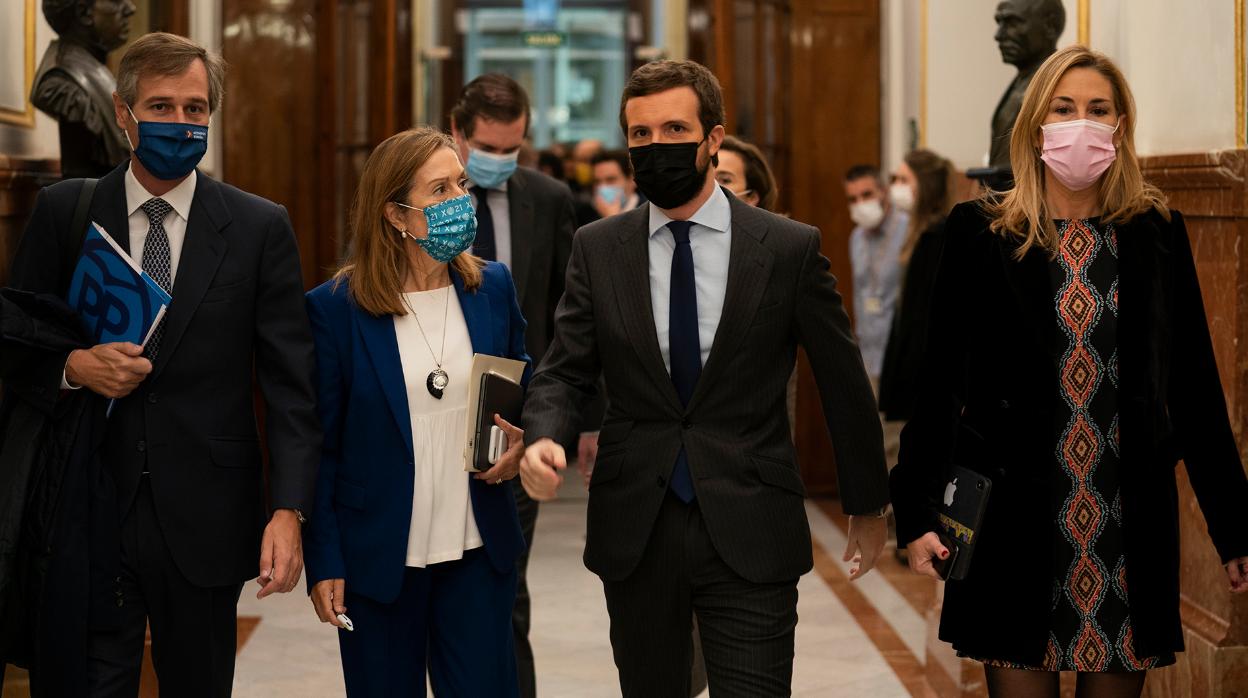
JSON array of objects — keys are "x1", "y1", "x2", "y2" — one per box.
[{"x1": 523, "y1": 31, "x2": 566, "y2": 48}]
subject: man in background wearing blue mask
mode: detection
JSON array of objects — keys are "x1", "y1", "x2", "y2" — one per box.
[
  {"x1": 590, "y1": 149, "x2": 644, "y2": 220},
  {"x1": 7, "y1": 33, "x2": 319, "y2": 697},
  {"x1": 448, "y1": 72, "x2": 581, "y2": 698}
]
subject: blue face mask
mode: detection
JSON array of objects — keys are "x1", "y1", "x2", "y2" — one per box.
[
  {"x1": 396, "y1": 194, "x2": 478, "y2": 263},
  {"x1": 465, "y1": 148, "x2": 518, "y2": 189},
  {"x1": 596, "y1": 185, "x2": 625, "y2": 205},
  {"x1": 125, "y1": 105, "x2": 208, "y2": 181}
]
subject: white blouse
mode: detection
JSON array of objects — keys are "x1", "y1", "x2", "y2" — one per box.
[{"x1": 393, "y1": 287, "x2": 483, "y2": 568}]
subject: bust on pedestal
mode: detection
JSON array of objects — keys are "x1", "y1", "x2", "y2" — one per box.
[
  {"x1": 30, "y1": 0, "x2": 136, "y2": 179},
  {"x1": 969, "y1": 0, "x2": 1065, "y2": 191}
]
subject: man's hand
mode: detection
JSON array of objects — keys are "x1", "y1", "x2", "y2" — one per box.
[
  {"x1": 575, "y1": 431, "x2": 600, "y2": 488},
  {"x1": 256, "y1": 509, "x2": 303, "y2": 599},
  {"x1": 311, "y1": 578, "x2": 348, "y2": 628},
  {"x1": 65, "y1": 343, "x2": 152, "y2": 398},
  {"x1": 905, "y1": 531, "x2": 951, "y2": 580},
  {"x1": 520, "y1": 437, "x2": 566, "y2": 501},
  {"x1": 843, "y1": 513, "x2": 888, "y2": 580}
]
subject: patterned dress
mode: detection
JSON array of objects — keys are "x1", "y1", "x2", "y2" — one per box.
[{"x1": 972, "y1": 218, "x2": 1174, "y2": 672}]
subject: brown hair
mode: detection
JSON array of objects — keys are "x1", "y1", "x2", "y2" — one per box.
[
  {"x1": 899, "y1": 149, "x2": 956, "y2": 265},
  {"x1": 987, "y1": 45, "x2": 1167, "y2": 258},
  {"x1": 335, "y1": 127, "x2": 485, "y2": 316},
  {"x1": 719, "y1": 135, "x2": 780, "y2": 212},
  {"x1": 450, "y1": 73, "x2": 531, "y2": 139},
  {"x1": 619, "y1": 60, "x2": 725, "y2": 142},
  {"x1": 117, "y1": 32, "x2": 227, "y2": 113}
]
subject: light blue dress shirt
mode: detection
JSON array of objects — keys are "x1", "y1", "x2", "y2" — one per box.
[
  {"x1": 849, "y1": 207, "x2": 908, "y2": 379},
  {"x1": 648, "y1": 186, "x2": 733, "y2": 373}
]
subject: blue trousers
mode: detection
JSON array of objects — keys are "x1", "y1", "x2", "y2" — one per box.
[{"x1": 338, "y1": 548, "x2": 519, "y2": 697}]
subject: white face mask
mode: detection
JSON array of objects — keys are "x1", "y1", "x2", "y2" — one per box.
[
  {"x1": 850, "y1": 199, "x2": 886, "y2": 229},
  {"x1": 889, "y1": 182, "x2": 915, "y2": 212}
]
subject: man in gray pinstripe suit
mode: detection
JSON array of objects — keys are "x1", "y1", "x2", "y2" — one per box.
[{"x1": 520, "y1": 60, "x2": 889, "y2": 697}]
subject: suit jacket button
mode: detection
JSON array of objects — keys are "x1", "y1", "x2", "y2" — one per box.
[
  {"x1": 681, "y1": 419, "x2": 692, "y2": 430},
  {"x1": 999, "y1": 399, "x2": 1010, "y2": 409},
  {"x1": 136, "y1": 441, "x2": 147, "y2": 452},
  {"x1": 116, "y1": 598, "x2": 124, "y2": 608},
  {"x1": 148, "y1": 393, "x2": 158, "y2": 404}
]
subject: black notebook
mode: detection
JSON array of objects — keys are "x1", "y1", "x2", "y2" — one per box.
[
  {"x1": 469, "y1": 372, "x2": 524, "y2": 473},
  {"x1": 935, "y1": 465, "x2": 993, "y2": 580}
]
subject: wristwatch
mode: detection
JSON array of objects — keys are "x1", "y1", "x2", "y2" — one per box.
[{"x1": 283, "y1": 508, "x2": 307, "y2": 525}]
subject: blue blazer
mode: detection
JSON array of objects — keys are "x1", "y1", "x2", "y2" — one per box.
[{"x1": 303, "y1": 262, "x2": 531, "y2": 603}]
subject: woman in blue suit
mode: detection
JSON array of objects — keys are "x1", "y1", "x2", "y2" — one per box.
[{"x1": 303, "y1": 127, "x2": 529, "y2": 696}]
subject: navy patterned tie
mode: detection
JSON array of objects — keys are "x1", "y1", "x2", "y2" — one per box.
[
  {"x1": 140, "y1": 197, "x2": 173, "y2": 359},
  {"x1": 470, "y1": 186, "x2": 496, "y2": 261},
  {"x1": 667, "y1": 220, "x2": 699, "y2": 503}
]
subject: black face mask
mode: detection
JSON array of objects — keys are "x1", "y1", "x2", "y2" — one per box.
[{"x1": 628, "y1": 140, "x2": 709, "y2": 210}]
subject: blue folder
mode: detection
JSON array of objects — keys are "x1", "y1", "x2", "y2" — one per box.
[{"x1": 66, "y1": 222, "x2": 171, "y2": 349}]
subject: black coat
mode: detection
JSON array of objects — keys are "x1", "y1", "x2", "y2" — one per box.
[
  {"x1": 890, "y1": 201, "x2": 1248, "y2": 665},
  {"x1": 0, "y1": 289, "x2": 118, "y2": 697},
  {"x1": 523, "y1": 194, "x2": 888, "y2": 584},
  {"x1": 8, "y1": 165, "x2": 321, "y2": 588},
  {"x1": 878, "y1": 220, "x2": 946, "y2": 422}
]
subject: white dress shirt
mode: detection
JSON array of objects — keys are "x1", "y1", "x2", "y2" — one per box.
[
  {"x1": 647, "y1": 186, "x2": 733, "y2": 372},
  {"x1": 125, "y1": 166, "x2": 197, "y2": 287},
  {"x1": 62, "y1": 167, "x2": 197, "y2": 389},
  {"x1": 470, "y1": 180, "x2": 512, "y2": 269}
]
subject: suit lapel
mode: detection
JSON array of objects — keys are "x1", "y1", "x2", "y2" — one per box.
[
  {"x1": 687, "y1": 198, "x2": 773, "y2": 412},
  {"x1": 612, "y1": 208, "x2": 682, "y2": 411},
  {"x1": 453, "y1": 269, "x2": 492, "y2": 355},
  {"x1": 150, "y1": 172, "x2": 229, "y2": 378},
  {"x1": 89, "y1": 164, "x2": 131, "y2": 256},
  {"x1": 506, "y1": 173, "x2": 535, "y2": 302},
  {"x1": 356, "y1": 309, "x2": 414, "y2": 458}
]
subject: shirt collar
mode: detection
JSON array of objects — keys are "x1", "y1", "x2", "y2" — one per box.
[
  {"x1": 125, "y1": 164, "x2": 197, "y2": 222},
  {"x1": 648, "y1": 185, "x2": 731, "y2": 239}
]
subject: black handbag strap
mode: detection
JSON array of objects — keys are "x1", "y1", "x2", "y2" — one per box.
[{"x1": 64, "y1": 178, "x2": 98, "y2": 277}]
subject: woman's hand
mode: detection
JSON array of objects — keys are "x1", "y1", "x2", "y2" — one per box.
[
  {"x1": 475, "y1": 414, "x2": 524, "y2": 485},
  {"x1": 905, "y1": 531, "x2": 951, "y2": 580},
  {"x1": 1227, "y1": 557, "x2": 1248, "y2": 593},
  {"x1": 311, "y1": 578, "x2": 348, "y2": 629}
]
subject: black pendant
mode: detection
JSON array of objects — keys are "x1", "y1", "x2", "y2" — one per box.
[{"x1": 426, "y1": 368, "x2": 449, "y2": 399}]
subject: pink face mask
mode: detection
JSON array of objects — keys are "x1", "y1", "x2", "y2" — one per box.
[{"x1": 1040, "y1": 119, "x2": 1119, "y2": 191}]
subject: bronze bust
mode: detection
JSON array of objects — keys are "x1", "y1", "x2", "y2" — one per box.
[
  {"x1": 30, "y1": 0, "x2": 136, "y2": 179},
  {"x1": 989, "y1": 0, "x2": 1065, "y2": 170}
]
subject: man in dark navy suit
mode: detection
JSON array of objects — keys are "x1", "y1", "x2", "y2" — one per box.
[{"x1": 8, "y1": 32, "x2": 319, "y2": 697}]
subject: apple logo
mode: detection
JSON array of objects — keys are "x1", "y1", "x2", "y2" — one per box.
[{"x1": 943, "y1": 477, "x2": 958, "y2": 507}]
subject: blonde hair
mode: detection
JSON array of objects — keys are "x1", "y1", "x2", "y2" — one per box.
[
  {"x1": 335, "y1": 127, "x2": 484, "y2": 316},
  {"x1": 987, "y1": 45, "x2": 1167, "y2": 258}
]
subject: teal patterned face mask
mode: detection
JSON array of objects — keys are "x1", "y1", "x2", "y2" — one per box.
[{"x1": 395, "y1": 194, "x2": 478, "y2": 263}]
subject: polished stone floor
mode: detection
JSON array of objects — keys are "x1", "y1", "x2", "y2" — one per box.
[{"x1": 230, "y1": 478, "x2": 928, "y2": 697}]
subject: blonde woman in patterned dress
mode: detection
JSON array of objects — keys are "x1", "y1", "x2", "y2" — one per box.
[{"x1": 889, "y1": 45, "x2": 1248, "y2": 698}]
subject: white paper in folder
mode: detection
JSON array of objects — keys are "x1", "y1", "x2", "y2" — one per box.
[{"x1": 463, "y1": 353, "x2": 527, "y2": 471}]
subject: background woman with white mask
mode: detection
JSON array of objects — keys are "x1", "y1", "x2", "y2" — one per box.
[
  {"x1": 303, "y1": 127, "x2": 531, "y2": 697},
  {"x1": 889, "y1": 46, "x2": 1248, "y2": 698}
]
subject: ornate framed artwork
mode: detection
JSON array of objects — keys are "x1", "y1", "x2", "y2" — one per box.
[{"x1": 0, "y1": 0, "x2": 37, "y2": 128}]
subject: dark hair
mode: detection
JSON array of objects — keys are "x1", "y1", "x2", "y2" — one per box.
[
  {"x1": 844, "y1": 164, "x2": 883, "y2": 187},
  {"x1": 619, "y1": 60, "x2": 725, "y2": 141},
  {"x1": 719, "y1": 136, "x2": 779, "y2": 212},
  {"x1": 591, "y1": 149, "x2": 632, "y2": 177},
  {"x1": 450, "y1": 73, "x2": 530, "y2": 139}
]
